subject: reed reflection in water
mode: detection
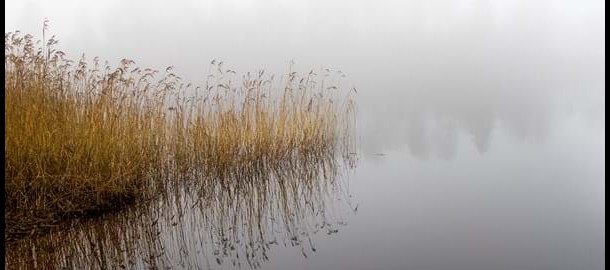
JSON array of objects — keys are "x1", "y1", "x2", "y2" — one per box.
[{"x1": 6, "y1": 150, "x2": 358, "y2": 269}]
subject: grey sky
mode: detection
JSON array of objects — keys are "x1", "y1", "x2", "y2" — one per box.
[{"x1": 5, "y1": 0, "x2": 605, "y2": 158}]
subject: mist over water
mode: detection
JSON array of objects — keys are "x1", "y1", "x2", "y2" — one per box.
[{"x1": 6, "y1": 0, "x2": 604, "y2": 269}]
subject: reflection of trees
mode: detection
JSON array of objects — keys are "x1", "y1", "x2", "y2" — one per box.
[
  {"x1": 6, "y1": 151, "x2": 357, "y2": 269},
  {"x1": 355, "y1": 0, "x2": 603, "y2": 160},
  {"x1": 358, "y1": 96, "x2": 549, "y2": 160}
]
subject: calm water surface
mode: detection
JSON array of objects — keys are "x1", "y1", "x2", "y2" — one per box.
[{"x1": 6, "y1": 1, "x2": 604, "y2": 269}]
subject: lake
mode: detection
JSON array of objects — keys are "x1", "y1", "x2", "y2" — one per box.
[{"x1": 5, "y1": 1, "x2": 605, "y2": 269}]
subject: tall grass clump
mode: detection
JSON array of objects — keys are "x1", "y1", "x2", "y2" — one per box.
[{"x1": 5, "y1": 29, "x2": 356, "y2": 240}]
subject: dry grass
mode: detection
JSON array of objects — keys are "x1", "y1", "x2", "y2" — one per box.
[{"x1": 4, "y1": 29, "x2": 355, "y2": 240}]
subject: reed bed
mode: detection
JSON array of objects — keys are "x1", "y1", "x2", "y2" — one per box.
[{"x1": 4, "y1": 29, "x2": 356, "y2": 240}]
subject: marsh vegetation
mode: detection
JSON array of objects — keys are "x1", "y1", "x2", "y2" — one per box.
[{"x1": 4, "y1": 28, "x2": 356, "y2": 242}]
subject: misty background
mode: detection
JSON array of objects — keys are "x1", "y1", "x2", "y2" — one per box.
[{"x1": 5, "y1": 0, "x2": 604, "y2": 159}]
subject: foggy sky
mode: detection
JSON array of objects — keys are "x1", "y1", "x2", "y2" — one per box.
[{"x1": 5, "y1": 0, "x2": 605, "y2": 158}]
